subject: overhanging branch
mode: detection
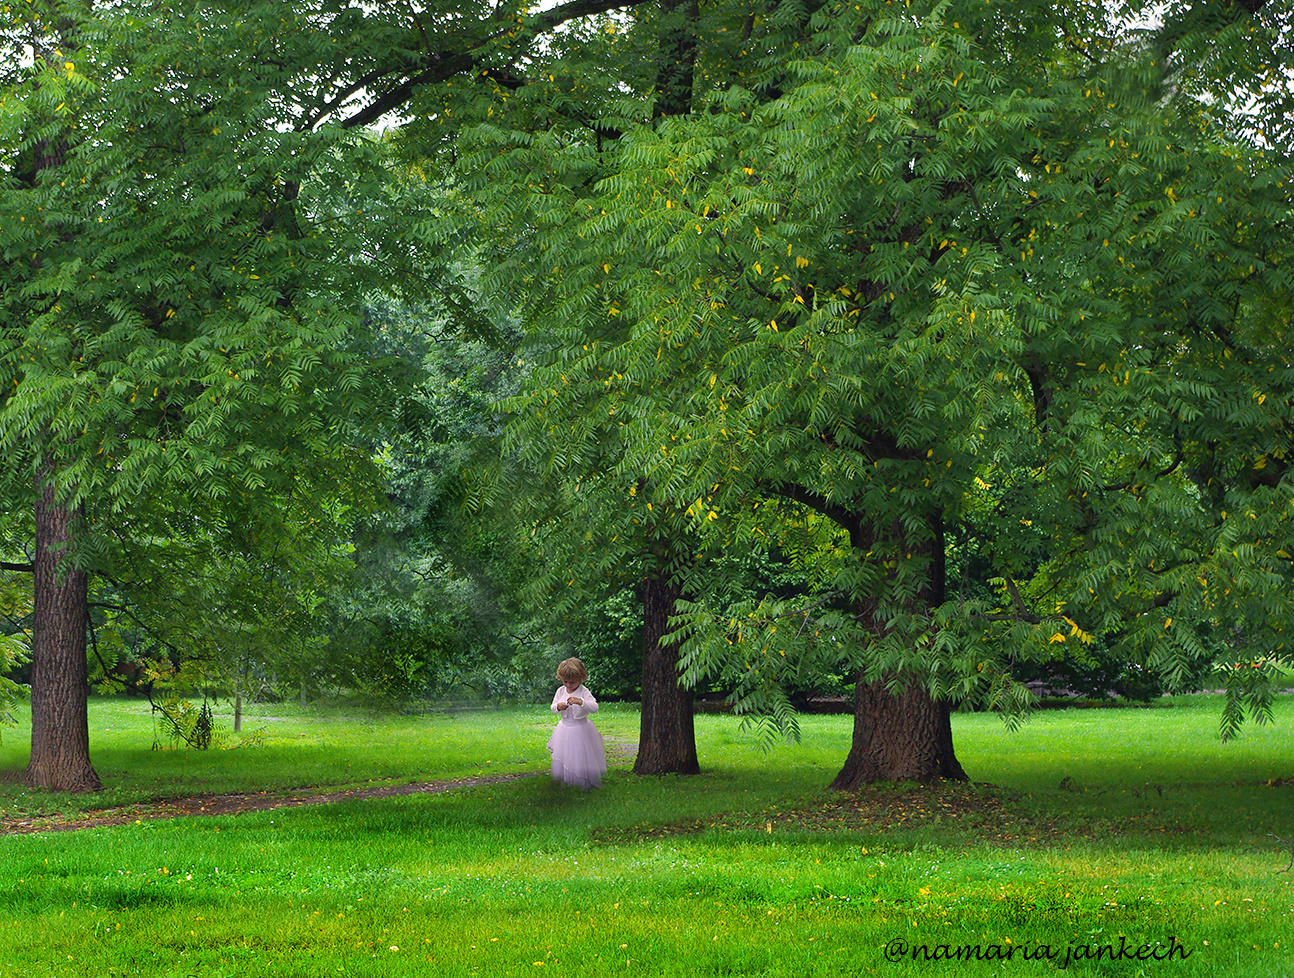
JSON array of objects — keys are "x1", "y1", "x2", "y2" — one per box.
[{"x1": 337, "y1": 0, "x2": 652, "y2": 131}]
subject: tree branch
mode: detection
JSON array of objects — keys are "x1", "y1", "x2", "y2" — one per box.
[
  {"x1": 764, "y1": 482, "x2": 868, "y2": 551},
  {"x1": 1103, "y1": 444, "x2": 1185, "y2": 492},
  {"x1": 1001, "y1": 576, "x2": 1042, "y2": 624},
  {"x1": 337, "y1": 0, "x2": 652, "y2": 132}
]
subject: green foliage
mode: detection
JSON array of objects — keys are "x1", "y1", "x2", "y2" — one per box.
[
  {"x1": 0, "y1": 559, "x2": 32, "y2": 742},
  {"x1": 152, "y1": 696, "x2": 215, "y2": 752},
  {"x1": 433, "y1": 0, "x2": 1294, "y2": 742},
  {"x1": 6, "y1": 0, "x2": 1288, "y2": 761},
  {"x1": 0, "y1": 553, "x2": 31, "y2": 745},
  {"x1": 81, "y1": 456, "x2": 378, "y2": 710},
  {"x1": 0, "y1": 631, "x2": 29, "y2": 743},
  {"x1": 548, "y1": 584, "x2": 645, "y2": 700},
  {"x1": 329, "y1": 296, "x2": 572, "y2": 703},
  {"x1": 1, "y1": 12, "x2": 386, "y2": 509},
  {"x1": 139, "y1": 658, "x2": 221, "y2": 751},
  {"x1": 1217, "y1": 654, "x2": 1287, "y2": 743},
  {"x1": 0, "y1": 1, "x2": 411, "y2": 741}
]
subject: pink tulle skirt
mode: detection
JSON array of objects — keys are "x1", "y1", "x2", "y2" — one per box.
[{"x1": 547, "y1": 717, "x2": 606, "y2": 789}]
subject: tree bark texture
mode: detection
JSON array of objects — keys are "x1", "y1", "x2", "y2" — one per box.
[
  {"x1": 634, "y1": 574, "x2": 700, "y2": 775},
  {"x1": 24, "y1": 467, "x2": 101, "y2": 792},
  {"x1": 830, "y1": 674, "x2": 967, "y2": 789},
  {"x1": 831, "y1": 512, "x2": 967, "y2": 788}
]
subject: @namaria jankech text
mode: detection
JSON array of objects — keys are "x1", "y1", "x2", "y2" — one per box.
[{"x1": 883, "y1": 935, "x2": 1191, "y2": 968}]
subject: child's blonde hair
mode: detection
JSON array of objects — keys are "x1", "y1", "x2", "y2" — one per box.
[{"x1": 556, "y1": 657, "x2": 588, "y2": 684}]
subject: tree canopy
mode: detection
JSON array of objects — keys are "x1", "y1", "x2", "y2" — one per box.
[
  {"x1": 439, "y1": 0, "x2": 1294, "y2": 771},
  {"x1": 2, "y1": 0, "x2": 1291, "y2": 789}
]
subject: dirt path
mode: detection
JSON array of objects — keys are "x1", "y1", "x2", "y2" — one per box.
[
  {"x1": 2, "y1": 740, "x2": 640, "y2": 836},
  {"x1": 0, "y1": 773, "x2": 545, "y2": 836}
]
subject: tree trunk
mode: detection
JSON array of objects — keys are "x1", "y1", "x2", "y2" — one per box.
[
  {"x1": 831, "y1": 511, "x2": 966, "y2": 789},
  {"x1": 830, "y1": 674, "x2": 966, "y2": 789},
  {"x1": 24, "y1": 467, "x2": 101, "y2": 792},
  {"x1": 633, "y1": 574, "x2": 699, "y2": 775}
]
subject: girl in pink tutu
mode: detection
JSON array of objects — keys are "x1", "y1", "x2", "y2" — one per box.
[{"x1": 547, "y1": 657, "x2": 606, "y2": 790}]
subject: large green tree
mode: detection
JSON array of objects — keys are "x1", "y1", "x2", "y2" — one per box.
[
  {"x1": 453, "y1": 0, "x2": 1294, "y2": 784},
  {"x1": 1, "y1": 0, "x2": 643, "y2": 790},
  {"x1": 1, "y1": 3, "x2": 395, "y2": 788}
]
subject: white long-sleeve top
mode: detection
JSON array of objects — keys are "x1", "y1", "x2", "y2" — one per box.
[{"x1": 551, "y1": 684, "x2": 599, "y2": 723}]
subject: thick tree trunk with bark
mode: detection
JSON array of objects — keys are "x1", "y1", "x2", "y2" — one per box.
[
  {"x1": 831, "y1": 512, "x2": 967, "y2": 788},
  {"x1": 24, "y1": 468, "x2": 101, "y2": 792},
  {"x1": 830, "y1": 675, "x2": 966, "y2": 788},
  {"x1": 634, "y1": 574, "x2": 699, "y2": 775}
]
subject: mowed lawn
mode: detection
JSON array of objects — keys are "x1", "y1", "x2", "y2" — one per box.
[{"x1": 1, "y1": 694, "x2": 1291, "y2": 977}]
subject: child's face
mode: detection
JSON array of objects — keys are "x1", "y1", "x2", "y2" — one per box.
[{"x1": 562, "y1": 679, "x2": 581, "y2": 693}]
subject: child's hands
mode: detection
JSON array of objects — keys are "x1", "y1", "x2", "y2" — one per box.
[
  {"x1": 567, "y1": 697, "x2": 583, "y2": 706},
  {"x1": 557, "y1": 701, "x2": 569, "y2": 711}
]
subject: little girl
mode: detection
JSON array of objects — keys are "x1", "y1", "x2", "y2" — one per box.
[{"x1": 547, "y1": 657, "x2": 606, "y2": 790}]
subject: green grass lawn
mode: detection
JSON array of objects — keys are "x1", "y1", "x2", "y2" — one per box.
[{"x1": 1, "y1": 694, "x2": 1292, "y2": 976}]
